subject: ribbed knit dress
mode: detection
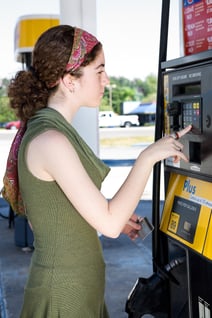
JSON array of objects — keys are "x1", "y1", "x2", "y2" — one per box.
[{"x1": 18, "y1": 108, "x2": 111, "y2": 318}]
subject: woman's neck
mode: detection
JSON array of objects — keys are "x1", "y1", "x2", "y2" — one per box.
[{"x1": 47, "y1": 94, "x2": 78, "y2": 124}]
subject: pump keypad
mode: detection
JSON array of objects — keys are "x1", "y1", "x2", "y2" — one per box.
[{"x1": 182, "y1": 100, "x2": 202, "y2": 133}]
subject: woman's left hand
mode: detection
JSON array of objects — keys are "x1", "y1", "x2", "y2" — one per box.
[{"x1": 122, "y1": 213, "x2": 141, "y2": 240}]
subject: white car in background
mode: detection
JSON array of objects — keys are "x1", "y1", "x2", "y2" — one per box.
[{"x1": 99, "y1": 111, "x2": 139, "y2": 128}]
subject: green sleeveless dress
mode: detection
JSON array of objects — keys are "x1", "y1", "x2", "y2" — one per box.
[{"x1": 18, "y1": 108, "x2": 110, "y2": 318}]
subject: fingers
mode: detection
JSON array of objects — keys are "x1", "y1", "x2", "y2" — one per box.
[
  {"x1": 130, "y1": 213, "x2": 139, "y2": 222},
  {"x1": 172, "y1": 145, "x2": 189, "y2": 162},
  {"x1": 174, "y1": 143, "x2": 182, "y2": 151},
  {"x1": 128, "y1": 230, "x2": 139, "y2": 241},
  {"x1": 166, "y1": 125, "x2": 191, "y2": 163},
  {"x1": 171, "y1": 125, "x2": 192, "y2": 139},
  {"x1": 128, "y1": 219, "x2": 141, "y2": 230},
  {"x1": 163, "y1": 136, "x2": 187, "y2": 162},
  {"x1": 169, "y1": 131, "x2": 180, "y2": 140}
]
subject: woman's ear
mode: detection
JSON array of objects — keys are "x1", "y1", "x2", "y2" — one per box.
[{"x1": 62, "y1": 74, "x2": 75, "y2": 93}]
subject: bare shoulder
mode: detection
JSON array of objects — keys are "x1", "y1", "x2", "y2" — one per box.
[
  {"x1": 28, "y1": 129, "x2": 78, "y2": 163},
  {"x1": 29, "y1": 129, "x2": 71, "y2": 151},
  {"x1": 32, "y1": 129, "x2": 67, "y2": 143},
  {"x1": 26, "y1": 129, "x2": 77, "y2": 180}
]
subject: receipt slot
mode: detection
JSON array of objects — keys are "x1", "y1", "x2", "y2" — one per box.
[{"x1": 159, "y1": 55, "x2": 212, "y2": 318}]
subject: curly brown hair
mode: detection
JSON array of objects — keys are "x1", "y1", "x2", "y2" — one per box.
[{"x1": 8, "y1": 25, "x2": 102, "y2": 121}]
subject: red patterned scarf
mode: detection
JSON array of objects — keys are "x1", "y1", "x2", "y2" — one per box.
[{"x1": 1, "y1": 122, "x2": 26, "y2": 215}]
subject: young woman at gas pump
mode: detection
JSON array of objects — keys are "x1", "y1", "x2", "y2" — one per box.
[{"x1": 6, "y1": 24, "x2": 191, "y2": 317}]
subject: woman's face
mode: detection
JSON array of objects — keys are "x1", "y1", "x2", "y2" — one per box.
[{"x1": 75, "y1": 48, "x2": 110, "y2": 107}]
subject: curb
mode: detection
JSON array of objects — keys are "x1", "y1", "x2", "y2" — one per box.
[{"x1": 0, "y1": 262, "x2": 8, "y2": 318}]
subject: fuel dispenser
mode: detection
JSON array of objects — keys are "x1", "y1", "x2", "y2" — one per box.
[
  {"x1": 126, "y1": 0, "x2": 212, "y2": 317},
  {"x1": 159, "y1": 52, "x2": 212, "y2": 318},
  {"x1": 126, "y1": 52, "x2": 212, "y2": 318}
]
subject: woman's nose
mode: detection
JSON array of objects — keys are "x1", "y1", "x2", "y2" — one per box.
[{"x1": 103, "y1": 72, "x2": 110, "y2": 86}]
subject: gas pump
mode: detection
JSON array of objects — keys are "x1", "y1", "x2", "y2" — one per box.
[
  {"x1": 126, "y1": 0, "x2": 212, "y2": 317},
  {"x1": 160, "y1": 52, "x2": 212, "y2": 318}
]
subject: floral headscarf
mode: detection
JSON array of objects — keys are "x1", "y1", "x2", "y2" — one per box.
[{"x1": 66, "y1": 27, "x2": 99, "y2": 72}]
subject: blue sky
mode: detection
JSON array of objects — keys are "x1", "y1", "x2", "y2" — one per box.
[{"x1": 0, "y1": 0, "x2": 181, "y2": 80}]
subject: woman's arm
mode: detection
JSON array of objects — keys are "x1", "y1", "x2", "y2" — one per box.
[{"x1": 26, "y1": 125, "x2": 191, "y2": 238}]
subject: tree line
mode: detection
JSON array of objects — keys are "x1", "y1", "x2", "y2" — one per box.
[
  {"x1": 101, "y1": 74, "x2": 157, "y2": 114},
  {"x1": 0, "y1": 74, "x2": 157, "y2": 123}
]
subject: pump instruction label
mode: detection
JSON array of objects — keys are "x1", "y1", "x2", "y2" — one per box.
[
  {"x1": 168, "y1": 196, "x2": 201, "y2": 243},
  {"x1": 160, "y1": 173, "x2": 212, "y2": 259}
]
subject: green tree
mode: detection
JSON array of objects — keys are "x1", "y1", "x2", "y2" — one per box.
[
  {"x1": 100, "y1": 73, "x2": 157, "y2": 113},
  {"x1": 0, "y1": 96, "x2": 16, "y2": 122},
  {"x1": 0, "y1": 78, "x2": 16, "y2": 123},
  {"x1": 133, "y1": 74, "x2": 157, "y2": 101}
]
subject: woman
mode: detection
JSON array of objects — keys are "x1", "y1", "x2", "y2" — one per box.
[{"x1": 8, "y1": 25, "x2": 191, "y2": 317}]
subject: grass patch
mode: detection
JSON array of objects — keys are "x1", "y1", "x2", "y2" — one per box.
[{"x1": 100, "y1": 135, "x2": 154, "y2": 147}]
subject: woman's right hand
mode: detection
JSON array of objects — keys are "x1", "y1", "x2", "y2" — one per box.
[{"x1": 142, "y1": 125, "x2": 192, "y2": 165}]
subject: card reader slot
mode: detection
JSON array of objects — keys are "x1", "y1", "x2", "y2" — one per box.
[{"x1": 189, "y1": 141, "x2": 201, "y2": 164}]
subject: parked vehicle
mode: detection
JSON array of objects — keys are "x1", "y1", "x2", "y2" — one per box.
[
  {"x1": 99, "y1": 111, "x2": 139, "y2": 128},
  {"x1": 0, "y1": 122, "x2": 6, "y2": 128},
  {"x1": 5, "y1": 120, "x2": 21, "y2": 130}
]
